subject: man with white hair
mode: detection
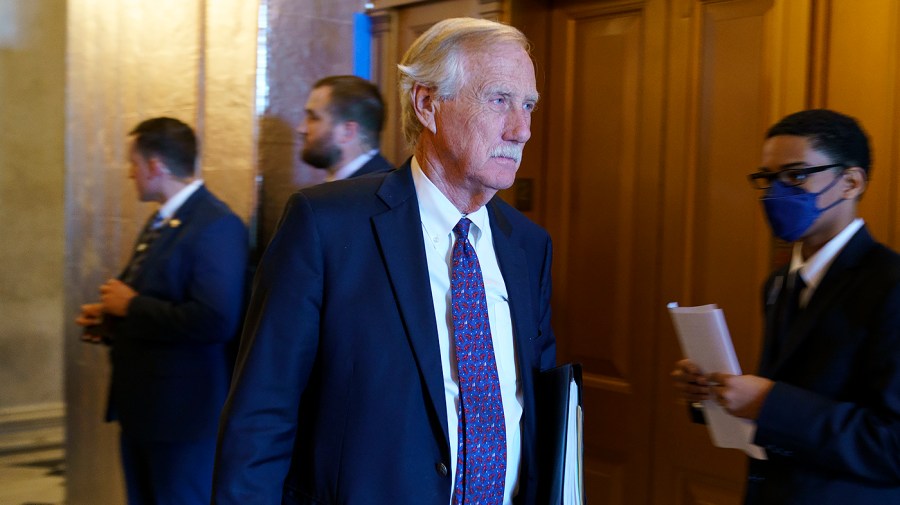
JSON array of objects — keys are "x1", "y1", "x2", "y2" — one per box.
[{"x1": 213, "y1": 17, "x2": 556, "y2": 505}]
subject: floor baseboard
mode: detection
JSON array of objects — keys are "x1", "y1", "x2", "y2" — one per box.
[{"x1": 0, "y1": 404, "x2": 65, "y2": 455}]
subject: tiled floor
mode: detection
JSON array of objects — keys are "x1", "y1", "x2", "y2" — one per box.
[{"x1": 0, "y1": 447, "x2": 65, "y2": 505}]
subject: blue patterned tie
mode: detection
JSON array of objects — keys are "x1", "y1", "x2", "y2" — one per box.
[{"x1": 451, "y1": 218, "x2": 506, "y2": 505}]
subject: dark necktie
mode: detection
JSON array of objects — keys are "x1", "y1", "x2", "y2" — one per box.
[
  {"x1": 775, "y1": 271, "x2": 806, "y2": 355},
  {"x1": 121, "y1": 212, "x2": 165, "y2": 284},
  {"x1": 451, "y1": 218, "x2": 507, "y2": 505}
]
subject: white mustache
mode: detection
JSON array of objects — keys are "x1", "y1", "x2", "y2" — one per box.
[{"x1": 489, "y1": 145, "x2": 523, "y2": 163}]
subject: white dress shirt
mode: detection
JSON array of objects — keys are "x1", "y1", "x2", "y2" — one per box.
[
  {"x1": 325, "y1": 149, "x2": 379, "y2": 182},
  {"x1": 157, "y1": 179, "x2": 203, "y2": 222},
  {"x1": 411, "y1": 157, "x2": 523, "y2": 505},
  {"x1": 789, "y1": 218, "x2": 864, "y2": 307}
]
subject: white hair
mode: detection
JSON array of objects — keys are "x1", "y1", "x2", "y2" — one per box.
[{"x1": 397, "y1": 17, "x2": 531, "y2": 149}]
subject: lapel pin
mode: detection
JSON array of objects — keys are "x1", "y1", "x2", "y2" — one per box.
[{"x1": 169, "y1": 218, "x2": 182, "y2": 228}]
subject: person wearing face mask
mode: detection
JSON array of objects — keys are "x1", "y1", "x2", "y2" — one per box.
[{"x1": 671, "y1": 109, "x2": 900, "y2": 504}]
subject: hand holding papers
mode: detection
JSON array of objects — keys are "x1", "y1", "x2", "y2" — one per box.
[{"x1": 668, "y1": 303, "x2": 767, "y2": 459}]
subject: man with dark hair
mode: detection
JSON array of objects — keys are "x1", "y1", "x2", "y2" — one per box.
[
  {"x1": 298, "y1": 75, "x2": 394, "y2": 181},
  {"x1": 76, "y1": 117, "x2": 249, "y2": 505},
  {"x1": 672, "y1": 109, "x2": 900, "y2": 504},
  {"x1": 214, "y1": 18, "x2": 554, "y2": 504}
]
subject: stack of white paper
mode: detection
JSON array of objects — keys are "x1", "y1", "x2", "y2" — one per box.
[
  {"x1": 668, "y1": 303, "x2": 767, "y2": 460},
  {"x1": 563, "y1": 379, "x2": 583, "y2": 504}
]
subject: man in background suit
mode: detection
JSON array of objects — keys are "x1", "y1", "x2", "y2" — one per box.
[
  {"x1": 672, "y1": 109, "x2": 900, "y2": 503},
  {"x1": 75, "y1": 117, "x2": 249, "y2": 505},
  {"x1": 298, "y1": 74, "x2": 394, "y2": 181},
  {"x1": 213, "y1": 18, "x2": 555, "y2": 505}
]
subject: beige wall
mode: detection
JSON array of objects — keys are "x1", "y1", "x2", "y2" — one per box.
[
  {"x1": 64, "y1": 1, "x2": 258, "y2": 503},
  {"x1": 61, "y1": 0, "x2": 369, "y2": 502},
  {"x1": 0, "y1": 0, "x2": 66, "y2": 450}
]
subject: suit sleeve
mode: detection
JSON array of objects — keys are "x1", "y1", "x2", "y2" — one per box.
[
  {"x1": 213, "y1": 193, "x2": 323, "y2": 504},
  {"x1": 754, "y1": 281, "x2": 900, "y2": 484},
  {"x1": 537, "y1": 234, "x2": 556, "y2": 370},
  {"x1": 120, "y1": 213, "x2": 248, "y2": 343}
]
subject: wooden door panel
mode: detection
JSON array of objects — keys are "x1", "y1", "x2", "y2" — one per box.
[
  {"x1": 584, "y1": 455, "x2": 626, "y2": 505},
  {"x1": 675, "y1": 473, "x2": 744, "y2": 505},
  {"x1": 369, "y1": 2, "x2": 900, "y2": 505},
  {"x1": 820, "y1": 0, "x2": 900, "y2": 247},
  {"x1": 654, "y1": 1, "x2": 811, "y2": 504},
  {"x1": 559, "y1": 10, "x2": 642, "y2": 379},
  {"x1": 546, "y1": 2, "x2": 665, "y2": 503}
]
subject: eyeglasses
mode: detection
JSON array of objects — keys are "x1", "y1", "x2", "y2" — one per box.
[{"x1": 747, "y1": 163, "x2": 846, "y2": 189}]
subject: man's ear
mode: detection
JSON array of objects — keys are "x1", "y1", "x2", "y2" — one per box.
[
  {"x1": 412, "y1": 83, "x2": 438, "y2": 134},
  {"x1": 147, "y1": 156, "x2": 169, "y2": 178},
  {"x1": 842, "y1": 166, "x2": 867, "y2": 200},
  {"x1": 335, "y1": 121, "x2": 359, "y2": 145}
]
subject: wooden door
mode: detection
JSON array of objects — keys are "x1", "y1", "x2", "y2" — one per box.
[
  {"x1": 815, "y1": 0, "x2": 900, "y2": 247},
  {"x1": 543, "y1": 0, "x2": 812, "y2": 503},
  {"x1": 652, "y1": 0, "x2": 812, "y2": 500},
  {"x1": 371, "y1": 1, "x2": 900, "y2": 503},
  {"x1": 543, "y1": 1, "x2": 668, "y2": 503}
]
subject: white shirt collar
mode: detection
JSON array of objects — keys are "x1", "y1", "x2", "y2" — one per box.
[
  {"x1": 790, "y1": 217, "x2": 864, "y2": 290},
  {"x1": 158, "y1": 179, "x2": 203, "y2": 220},
  {"x1": 411, "y1": 156, "x2": 488, "y2": 246},
  {"x1": 326, "y1": 149, "x2": 378, "y2": 182}
]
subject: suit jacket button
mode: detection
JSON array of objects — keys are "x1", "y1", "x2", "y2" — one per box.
[{"x1": 436, "y1": 462, "x2": 448, "y2": 477}]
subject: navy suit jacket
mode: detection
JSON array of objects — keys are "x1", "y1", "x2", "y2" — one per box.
[
  {"x1": 106, "y1": 185, "x2": 249, "y2": 442},
  {"x1": 348, "y1": 152, "x2": 394, "y2": 178},
  {"x1": 214, "y1": 164, "x2": 556, "y2": 504},
  {"x1": 747, "y1": 225, "x2": 900, "y2": 504}
]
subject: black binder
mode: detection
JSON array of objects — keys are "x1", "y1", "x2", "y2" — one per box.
[{"x1": 536, "y1": 362, "x2": 584, "y2": 504}]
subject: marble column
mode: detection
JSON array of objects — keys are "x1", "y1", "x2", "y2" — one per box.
[
  {"x1": 65, "y1": 1, "x2": 257, "y2": 503},
  {"x1": 0, "y1": 0, "x2": 66, "y2": 452}
]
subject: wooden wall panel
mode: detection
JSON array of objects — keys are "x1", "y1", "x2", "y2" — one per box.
[
  {"x1": 676, "y1": 473, "x2": 743, "y2": 505},
  {"x1": 553, "y1": 5, "x2": 643, "y2": 383},
  {"x1": 653, "y1": 1, "x2": 812, "y2": 504},
  {"x1": 585, "y1": 455, "x2": 627, "y2": 505},
  {"x1": 370, "y1": 1, "x2": 900, "y2": 504},
  {"x1": 546, "y1": 1, "x2": 666, "y2": 503},
  {"x1": 692, "y1": 0, "x2": 774, "y2": 358},
  {"x1": 818, "y1": 0, "x2": 900, "y2": 247}
]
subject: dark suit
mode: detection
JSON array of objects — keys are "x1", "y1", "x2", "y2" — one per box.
[
  {"x1": 348, "y1": 152, "x2": 393, "y2": 178},
  {"x1": 213, "y1": 164, "x2": 556, "y2": 504},
  {"x1": 746, "y1": 225, "x2": 900, "y2": 504},
  {"x1": 107, "y1": 185, "x2": 248, "y2": 504}
]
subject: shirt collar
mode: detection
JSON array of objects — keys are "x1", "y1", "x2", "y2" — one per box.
[
  {"x1": 790, "y1": 217, "x2": 864, "y2": 290},
  {"x1": 327, "y1": 149, "x2": 378, "y2": 182},
  {"x1": 411, "y1": 156, "x2": 488, "y2": 245},
  {"x1": 158, "y1": 179, "x2": 203, "y2": 220}
]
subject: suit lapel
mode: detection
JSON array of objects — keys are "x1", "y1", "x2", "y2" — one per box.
[
  {"x1": 488, "y1": 200, "x2": 538, "y2": 364},
  {"x1": 759, "y1": 271, "x2": 787, "y2": 377},
  {"x1": 771, "y1": 227, "x2": 875, "y2": 373},
  {"x1": 488, "y1": 199, "x2": 542, "y2": 488},
  {"x1": 121, "y1": 186, "x2": 209, "y2": 284},
  {"x1": 371, "y1": 166, "x2": 450, "y2": 450}
]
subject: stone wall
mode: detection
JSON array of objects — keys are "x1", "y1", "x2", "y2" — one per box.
[
  {"x1": 62, "y1": 0, "x2": 366, "y2": 503},
  {"x1": 64, "y1": 1, "x2": 257, "y2": 503},
  {"x1": 0, "y1": 0, "x2": 66, "y2": 453}
]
